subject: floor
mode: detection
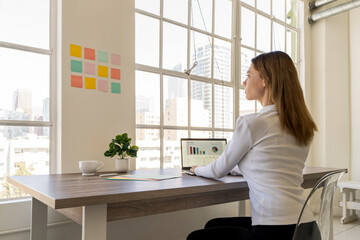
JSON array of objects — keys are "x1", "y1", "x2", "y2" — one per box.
[{"x1": 334, "y1": 216, "x2": 360, "y2": 240}]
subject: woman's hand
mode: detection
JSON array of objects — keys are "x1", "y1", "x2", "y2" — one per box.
[{"x1": 190, "y1": 166, "x2": 198, "y2": 174}]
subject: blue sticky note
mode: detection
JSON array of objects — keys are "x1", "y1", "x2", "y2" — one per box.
[
  {"x1": 98, "y1": 51, "x2": 108, "y2": 63},
  {"x1": 111, "y1": 82, "x2": 121, "y2": 94}
]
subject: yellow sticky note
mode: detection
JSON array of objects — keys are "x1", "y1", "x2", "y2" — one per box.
[
  {"x1": 85, "y1": 77, "x2": 96, "y2": 89},
  {"x1": 70, "y1": 44, "x2": 82, "y2": 58},
  {"x1": 98, "y1": 65, "x2": 108, "y2": 78}
]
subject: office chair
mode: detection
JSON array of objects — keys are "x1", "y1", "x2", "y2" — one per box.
[{"x1": 292, "y1": 169, "x2": 347, "y2": 240}]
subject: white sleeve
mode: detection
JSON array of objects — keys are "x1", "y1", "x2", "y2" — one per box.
[
  {"x1": 195, "y1": 117, "x2": 253, "y2": 179},
  {"x1": 229, "y1": 165, "x2": 243, "y2": 176}
]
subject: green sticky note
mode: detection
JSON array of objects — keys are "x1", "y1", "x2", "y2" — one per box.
[
  {"x1": 111, "y1": 82, "x2": 121, "y2": 94},
  {"x1": 71, "y1": 60, "x2": 82, "y2": 73},
  {"x1": 98, "y1": 51, "x2": 108, "y2": 63}
]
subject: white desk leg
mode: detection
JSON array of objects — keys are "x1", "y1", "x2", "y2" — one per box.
[
  {"x1": 238, "y1": 200, "x2": 246, "y2": 216},
  {"x1": 31, "y1": 197, "x2": 48, "y2": 240},
  {"x1": 82, "y1": 204, "x2": 107, "y2": 240}
]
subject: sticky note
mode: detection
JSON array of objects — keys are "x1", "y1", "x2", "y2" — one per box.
[
  {"x1": 98, "y1": 65, "x2": 108, "y2": 78},
  {"x1": 111, "y1": 82, "x2": 121, "y2": 94},
  {"x1": 98, "y1": 80, "x2": 108, "y2": 92},
  {"x1": 98, "y1": 51, "x2": 108, "y2": 63},
  {"x1": 111, "y1": 68, "x2": 120, "y2": 80},
  {"x1": 84, "y1": 62, "x2": 96, "y2": 75},
  {"x1": 71, "y1": 75, "x2": 83, "y2": 88},
  {"x1": 70, "y1": 44, "x2": 82, "y2": 58},
  {"x1": 84, "y1": 47, "x2": 95, "y2": 60},
  {"x1": 71, "y1": 60, "x2": 82, "y2": 73},
  {"x1": 111, "y1": 54, "x2": 121, "y2": 65},
  {"x1": 85, "y1": 77, "x2": 96, "y2": 89}
]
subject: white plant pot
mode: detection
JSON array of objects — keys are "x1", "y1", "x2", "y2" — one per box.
[{"x1": 115, "y1": 158, "x2": 129, "y2": 172}]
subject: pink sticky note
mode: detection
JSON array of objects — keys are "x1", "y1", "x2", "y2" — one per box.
[
  {"x1": 111, "y1": 54, "x2": 121, "y2": 65},
  {"x1": 84, "y1": 62, "x2": 96, "y2": 75},
  {"x1": 71, "y1": 75, "x2": 83, "y2": 88},
  {"x1": 98, "y1": 79, "x2": 108, "y2": 92},
  {"x1": 84, "y1": 47, "x2": 95, "y2": 60},
  {"x1": 111, "y1": 68, "x2": 120, "y2": 80}
]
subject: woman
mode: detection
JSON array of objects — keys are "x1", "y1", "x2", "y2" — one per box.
[{"x1": 187, "y1": 51, "x2": 318, "y2": 240}]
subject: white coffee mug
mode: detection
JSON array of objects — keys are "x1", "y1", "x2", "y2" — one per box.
[{"x1": 79, "y1": 161, "x2": 104, "y2": 176}]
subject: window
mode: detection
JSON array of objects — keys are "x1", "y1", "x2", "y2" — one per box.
[
  {"x1": 0, "y1": 0, "x2": 56, "y2": 199},
  {"x1": 135, "y1": 0, "x2": 299, "y2": 169}
]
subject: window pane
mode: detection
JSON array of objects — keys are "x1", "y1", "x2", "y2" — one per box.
[
  {"x1": 286, "y1": 29, "x2": 297, "y2": 62},
  {"x1": 164, "y1": 0, "x2": 188, "y2": 24},
  {"x1": 256, "y1": 101, "x2": 263, "y2": 112},
  {"x1": 0, "y1": 0, "x2": 49, "y2": 49},
  {"x1": 136, "y1": 14, "x2": 159, "y2": 67},
  {"x1": 135, "y1": 0, "x2": 160, "y2": 15},
  {"x1": 163, "y1": 75, "x2": 188, "y2": 126},
  {"x1": 136, "y1": 129, "x2": 160, "y2": 169},
  {"x1": 214, "y1": 0, "x2": 232, "y2": 39},
  {"x1": 190, "y1": 30, "x2": 212, "y2": 78},
  {"x1": 241, "y1": 48, "x2": 255, "y2": 84},
  {"x1": 213, "y1": 38, "x2": 231, "y2": 82},
  {"x1": 240, "y1": 89, "x2": 255, "y2": 116},
  {"x1": 191, "y1": 130, "x2": 212, "y2": 138},
  {"x1": 242, "y1": 0, "x2": 254, "y2": 7},
  {"x1": 163, "y1": 130, "x2": 188, "y2": 169},
  {"x1": 241, "y1": 7, "x2": 255, "y2": 48},
  {"x1": 286, "y1": 0, "x2": 298, "y2": 27},
  {"x1": 215, "y1": 85, "x2": 233, "y2": 129},
  {"x1": 163, "y1": 22, "x2": 187, "y2": 71},
  {"x1": 0, "y1": 48, "x2": 49, "y2": 121},
  {"x1": 191, "y1": 80, "x2": 212, "y2": 127},
  {"x1": 214, "y1": 131, "x2": 233, "y2": 142},
  {"x1": 256, "y1": 14, "x2": 271, "y2": 52},
  {"x1": 192, "y1": 0, "x2": 212, "y2": 33},
  {"x1": 0, "y1": 126, "x2": 49, "y2": 199},
  {"x1": 257, "y1": 0, "x2": 270, "y2": 14},
  {"x1": 272, "y1": 22, "x2": 285, "y2": 52},
  {"x1": 136, "y1": 71, "x2": 160, "y2": 125},
  {"x1": 273, "y1": 0, "x2": 285, "y2": 22}
]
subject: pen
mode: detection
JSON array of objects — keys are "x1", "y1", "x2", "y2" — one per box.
[{"x1": 99, "y1": 173, "x2": 117, "y2": 177}]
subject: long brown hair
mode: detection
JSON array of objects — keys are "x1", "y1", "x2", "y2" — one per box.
[{"x1": 251, "y1": 51, "x2": 317, "y2": 146}]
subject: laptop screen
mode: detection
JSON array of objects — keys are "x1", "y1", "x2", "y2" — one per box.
[{"x1": 181, "y1": 138, "x2": 227, "y2": 169}]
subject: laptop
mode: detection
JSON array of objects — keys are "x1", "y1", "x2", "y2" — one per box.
[{"x1": 181, "y1": 138, "x2": 227, "y2": 175}]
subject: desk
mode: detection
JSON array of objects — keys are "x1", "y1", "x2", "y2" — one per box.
[{"x1": 8, "y1": 166, "x2": 341, "y2": 240}]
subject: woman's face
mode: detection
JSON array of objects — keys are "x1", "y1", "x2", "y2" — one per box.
[{"x1": 242, "y1": 63, "x2": 267, "y2": 102}]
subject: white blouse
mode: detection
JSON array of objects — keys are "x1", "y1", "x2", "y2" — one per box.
[{"x1": 195, "y1": 104, "x2": 314, "y2": 225}]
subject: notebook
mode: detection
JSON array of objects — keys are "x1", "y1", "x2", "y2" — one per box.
[{"x1": 180, "y1": 138, "x2": 227, "y2": 175}]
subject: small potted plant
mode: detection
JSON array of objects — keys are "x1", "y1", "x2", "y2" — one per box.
[{"x1": 104, "y1": 133, "x2": 139, "y2": 172}]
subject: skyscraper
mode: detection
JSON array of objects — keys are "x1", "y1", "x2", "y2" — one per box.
[{"x1": 13, "y1": 88, "x2": 32, "y2": 120}]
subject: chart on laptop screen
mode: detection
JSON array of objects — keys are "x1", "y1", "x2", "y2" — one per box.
[{"x1": 181, "y1": 139, "x2": 226, "y2": 168}]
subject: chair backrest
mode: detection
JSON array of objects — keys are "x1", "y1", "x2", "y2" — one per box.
[{"x1": 292, "y1": 169, "x2": 347, "y2": 240}]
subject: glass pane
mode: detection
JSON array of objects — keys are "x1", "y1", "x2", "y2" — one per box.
[
  {"x1": 214, "y1": 131, "x2": 233, "y2": 142},
  {"x1": 0, "y1": 48, "x2": 49, "y2": 121},
  {"x1": 240, "y1": 89, "x2": 255, "y2": 116},
  {"x1": 164, "y1": 0, "x2": 188, "y2": 24},
  {"x1": 190, "y1": 30, "x2": 212, "y2": 78},
  {"x1": 241, "y1": 47, "x2": 255, "y2": 84},
  {"x1": 0, "y1": 126, "x2": 50, "y2": 199},
  {"x1": 190, "y1": 80, "x2": 212, "y2": 127},
  {"x1": 215, "y1": 85, "x2": 233, "y2": 129},
  {"x1": 241, "y1": 7, "x2": 255, "y2": 48},
  {"x1": 192, "y1": 0, "x2": 212, "y2": 33},
  {"x1": 135, "y1": 0, "x2": 160, "y2": 15},
  {"x1": 213, "y1": 38, "x2": 231, "y2": 82},
  {"x1": 242, "y1": 0, "x2": 254, "y2": 7},
  {"x1": 286, "y1": 0, "x2": 298, "y2": 27},
  {"x1": 136, "y1": 129, "x2": 160, "y2": 169},
  {"x1": 136, "y1": 71, "x2": 160, "y2": 125},
  {"x1": 257, "y1": 0, "x2": 270, "y2": 14},
  {"x1": 136, "y1": 14, "x2": 159, "y2": 67},
  {"x1": 163, "y1": 75, "x2": 188, "y2": 126},
  {"x1": 191, "y1": 130, "x2": 212, "y2": 138},
  {"x1": 0, "y1": 0, "x2": 49, "y2": 49},
  {"x1": 163, "y1": 130, "x2": 188, "y2": 169},
  {"x1": 286, "y1": 29, "x2": 297, "y2": 62},
  {"x1": 163, "y1": 22, "x2": 187, "y2": 71},
  {"x1": 273, "y1": 0, "x2": 285, "y2": 22},
  {"x1": 256, "y1": 101, "x2": 263, "y2": 112},
  {"x1": 214, "y1": 0, "x2": 232, "y2": 39},
  {"x1": 256, "y1": 14, "x2": 271, "y2": 52},
  {"x1": 272, "y1": 22, "x2": 285, "y2": 52}
]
